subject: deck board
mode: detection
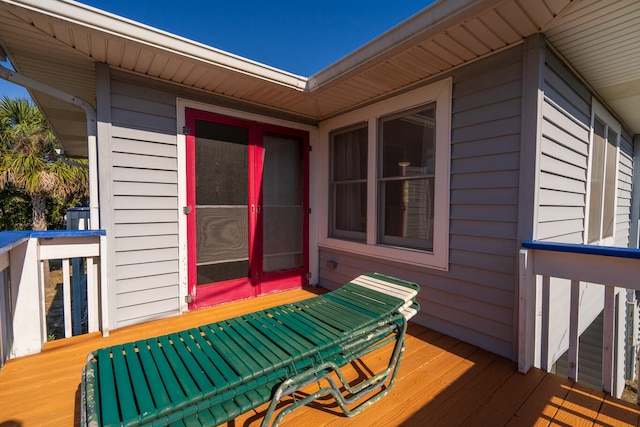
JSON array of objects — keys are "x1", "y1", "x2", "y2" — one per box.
[{"x1": 1, "y1": 287, "x2": 639, "y2": 426}]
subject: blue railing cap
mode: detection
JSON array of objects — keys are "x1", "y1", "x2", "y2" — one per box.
[
  {"x1": 30, "y1": 229, "x2": 105, "y2": 238},
  {"x1": 522, "y1": 240, "x2": 640, "y2": 259},
  {"x1": 0, "y1": 229, "x2": 106, "y2": 256}
]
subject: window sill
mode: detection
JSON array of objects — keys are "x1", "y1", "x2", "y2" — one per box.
[{"x1": 319, "y1": 237, "x2": 448, "y2": 271}]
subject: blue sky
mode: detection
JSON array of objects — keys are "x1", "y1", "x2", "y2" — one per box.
[{"x1": 0, "y1": 0, "x2": 435, "y2": 99}]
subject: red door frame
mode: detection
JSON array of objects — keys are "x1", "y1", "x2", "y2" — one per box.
[{"x1": 185, "y1": 108, "x2": 309, "y2": 309}]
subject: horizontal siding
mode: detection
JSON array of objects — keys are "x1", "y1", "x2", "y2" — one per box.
[
  {"x1": 616, "y1": 132, "x2": 633, "y2": 246},
  {"x1": 319, "y1": 47, "x2": 524, "y2": 359},
  {"x1": 538, "y1": 48, "x2": 591, "y2": 245},
  {"x1": 110, "y1": 71, "x2": 182, "y2": 327}
]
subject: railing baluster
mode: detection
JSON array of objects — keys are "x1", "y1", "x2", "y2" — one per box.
[
  {"x1": 541, "y1": 275, "x2": 551, "y2": 372},
  {"x1": 568, "y1": 280, "x2": 580, "y2": 381},
  {"x1": 602, "y1": 284, "x2": 615, "y2": 394},
  {"x1": 62, "y1": 258, "x2": 72, "y2": 338},
  {"x1": 86, "y1": 256, "x2": 98, "y2": 333}
]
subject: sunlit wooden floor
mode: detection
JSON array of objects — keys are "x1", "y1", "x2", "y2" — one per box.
[{"x1": 1, "y1": 287, "x2": 640, "y2": 426}]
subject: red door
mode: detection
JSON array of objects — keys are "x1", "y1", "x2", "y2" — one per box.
[{"x1": 185, "y1": 109, "x2": 308, "y2": 309}]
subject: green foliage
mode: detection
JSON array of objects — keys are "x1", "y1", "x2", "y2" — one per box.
[
  {"x1": 0, "y1": 96, "x2": 89, "y2": 230},
  {"x1": 0, "y1": 184, "x2": 31, "y2": 230}
]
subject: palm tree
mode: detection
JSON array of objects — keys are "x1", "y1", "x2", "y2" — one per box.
[{"x1": 0, "y1": 96, "x2": 88, "y2": 231}]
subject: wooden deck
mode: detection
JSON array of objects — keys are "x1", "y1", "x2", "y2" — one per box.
[{"x1": 1, "y1": 287, "x2": 640, "y2": 426}]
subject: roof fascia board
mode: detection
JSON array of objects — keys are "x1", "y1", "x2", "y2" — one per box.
[
  {"x1": 308, "y1": 0, "x2": 506, "y2": 91},
  {"x1": 0, "y1": 0, "x2": 308, "y2": 90}
]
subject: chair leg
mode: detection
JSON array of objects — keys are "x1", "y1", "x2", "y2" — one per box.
[{"x1": 261, "y1": 319, "x2": 408, "y2": 427}]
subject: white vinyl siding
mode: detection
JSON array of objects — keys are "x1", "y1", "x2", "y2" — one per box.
[
  {"x1": 109, "y1": 72, "x2": 181, "y2": 327},
  {"x1": 538, "y1": 50, "x2": 590, "y2": 244},
  {"x1": 320, "y1": 46, "x2": 523, "y2": 359},
  {"x1": 616, "y1": 132, "x2": 633, "y2": 246}
]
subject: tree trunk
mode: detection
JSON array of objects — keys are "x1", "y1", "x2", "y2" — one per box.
[
  {"x1": 32, "y1": 193, "x2": 47, "y2": 231},
  {"x1": 31, "y1": 193, "x2": 51, "y2": 290}
]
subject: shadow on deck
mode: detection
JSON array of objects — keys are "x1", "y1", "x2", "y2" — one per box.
[{"x1": 0, "y1": 287, "x2": 639, "y2": 426}]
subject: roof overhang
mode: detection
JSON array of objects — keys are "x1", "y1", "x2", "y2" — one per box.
[{"x1": 0, "y1": 0, "x2": 638, "y2": 157}]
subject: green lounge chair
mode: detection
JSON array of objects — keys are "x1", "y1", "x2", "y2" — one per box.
[{"x1": 81, "y1": 273, "x2": 420, "y2": 426}]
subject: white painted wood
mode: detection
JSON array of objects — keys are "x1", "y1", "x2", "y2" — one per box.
[
  {"x1": 96, "y1": 62, "x2": 116, "y2": 337},
  {"x1": 541, "y1": 275, "x2": 551, "y2": 372},
  {"x1": 531, "y1": 250, "x2": 640, "y2": 290},
  {"x1": 62, "y1": 258, "x2": 71, "y2": 338},
  {"x1": 602, "y1": 284, "x2": 615, "y2": 394},
  {"x1": 9, "y1": 239, "x2": 43, "y2": 357},
  {"x1": 86, "y1": 256, "x2": 99, "y2": 333},
  {"x1": 518, "y1": 249, "x2": 535, "y2": 373},
  {"x1": 38, "y1": 238, "x2": 100, "y2": 259},
  {"x1": 568, "y1": 280, "x2": 580, "y2": 380},
  {"x1": 99, "y1": 235, "x2": 109, "y2": 337}
]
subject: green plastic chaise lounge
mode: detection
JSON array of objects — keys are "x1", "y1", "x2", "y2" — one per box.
[{"x1": 81, "y1": 272, "x2": 420, "y2": 426}]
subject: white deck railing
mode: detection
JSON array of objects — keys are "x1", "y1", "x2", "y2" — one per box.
[
  {"x1": 519, "y1": 241, "x2": 640, "y2": 396},
  {"x1": 0, "y1": 230, "x2": 107, "y2": 363}
]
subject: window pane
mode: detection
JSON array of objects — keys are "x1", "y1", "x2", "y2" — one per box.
[
  {"x1": 603, "y1": 129, "x2": 617, "y2": 239},
  {"x1": 334, "y1": 183, "x2": 367, "y2": 234},
  {"x1": 195, "y1": 120, "x2": 249, "y2": 284},
  {"x1": 379, "y1": 179, "x2": 434, "y2": 250},
  {"x1": 588, "y1": 119, "x2": 606, "y2": 243},
  {"x1": 378, "y1": 105, "x2": 435, "y2": 251},
  {"x1": 331, "y1": 126, "x2": 367, "y2": 240},
  {"x1": 332, "y1": 126, "x2": 367, "y2": 181},
  {"x1": 195, "y1": 120, "x2": 248, "y2": 206},
  {"x1": 380, "y1": 106, "x2": 435, "y2": 178},
  {"x1": 262, "y1": 132, "x2": 304, "y2": 273}
]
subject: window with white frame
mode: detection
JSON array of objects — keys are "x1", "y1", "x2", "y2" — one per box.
[
  {"x1": 587, "y1": 100, "x2": 620, "y2": 245},
  {"x1": 321, "y1": 78, "x2": 451, "y2": 270}
]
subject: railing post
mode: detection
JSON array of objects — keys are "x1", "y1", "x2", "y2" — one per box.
[{"x1": 518, "y1": 248, "x2": 536, "y2": 373}]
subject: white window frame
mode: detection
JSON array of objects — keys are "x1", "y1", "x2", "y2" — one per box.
[
  {"x1": 585, "y1": 98, "x2": 620, "y2": 246},
  {"x1": 318, "y1": 78, "x2": 452, "y2": 270}
]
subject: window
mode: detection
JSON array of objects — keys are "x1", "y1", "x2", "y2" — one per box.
[
  {"x1": 321, "y1": 79, "x2": 451, "y2": 270},
  {"x1": 587, "y1": 101, "x2": 619, "y2": 244}
]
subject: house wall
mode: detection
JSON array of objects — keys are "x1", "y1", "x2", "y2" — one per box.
[
  {"x1": 319, "y1": 47, "x2": 524, "y2": 359},
  {"x1": 98, "y1": 69, "x2": 317, "y2": 328},
  {"x1": 538, "y1": 46, "x2": 634, "y2": 396},
  {"x1": 105, "y1": 73, "x2": 182, "y2": 328}
]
